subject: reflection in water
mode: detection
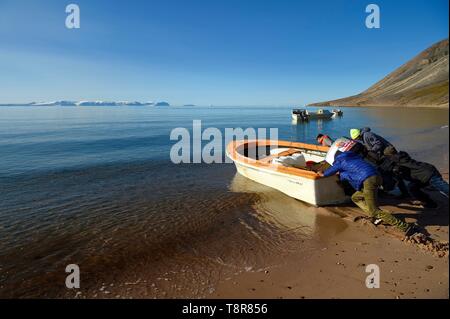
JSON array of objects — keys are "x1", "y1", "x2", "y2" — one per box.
[
  {"x1": 229, "y1": 173, "x2": 348, "y2": 241},
  {"x1": 290, "y1": 116, "x2": 343, "y2": 143}
]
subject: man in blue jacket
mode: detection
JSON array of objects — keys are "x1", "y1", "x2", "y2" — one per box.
[{"x1": 319, "y1": 151, "x2": 412, "y2": 233}]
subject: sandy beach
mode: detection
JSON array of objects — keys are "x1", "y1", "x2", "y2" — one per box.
[{"x1": 212, "y1": 186, "x2": 449, "y2": 299}]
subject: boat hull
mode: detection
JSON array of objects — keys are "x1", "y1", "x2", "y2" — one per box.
[
  {"x1": 307, "y1": 113, "x2": 333, "y2": 119},
  {"x1": 226, "y1": 140, "x2": 349, "y2": 206},
  {"x1": 291, "y1": 110, "x2": 334, "y2": 121}
]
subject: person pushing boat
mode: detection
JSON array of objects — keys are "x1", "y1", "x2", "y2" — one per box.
[
  {"x1": 380, "y1": 147, "x2": 449, "y2": 208},
  {"x1": 350, "y1": 127, "x2": 395, "y2": 163},
  {"x1": 318, "y1": 150, "x2": 417, "y2": 236},
  {"x1": 316, "y1": 134, "x2": 334, "y2": 147}
]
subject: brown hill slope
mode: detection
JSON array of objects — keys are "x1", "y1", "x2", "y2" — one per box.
[{"x1": 309, "y1": 39, "x2": 449, "y2": 107}]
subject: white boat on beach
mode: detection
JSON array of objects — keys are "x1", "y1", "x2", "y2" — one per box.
[
  {"x1": 291, "y1": 108, "x2": 334, "y2": 122},
  {"x1": 226, "y1": 139, "x2": 349, "y2": 206}
]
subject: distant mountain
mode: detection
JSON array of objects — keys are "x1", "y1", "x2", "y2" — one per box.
[{"x1": 309, "y1": 39, "x2": 449, "y2": 108}]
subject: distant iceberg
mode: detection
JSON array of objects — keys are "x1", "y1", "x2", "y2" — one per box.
[
  {"x1": 76, "y1": 101, "x2": 155, "y2": 106},
  {"x1": 117, "y1": 101, "x2": 155, "y2": 106},
  {"x1": 1, "y1": 100, "x2": 172, "y2": 107},
  {"x1": 27, "y1": 100, "x2": 155, "y2": 106},
  {"x1": 30, "y1": 101, "x2": 77, "y2": 106},
  {"x1": 154, "y1": 101, "x2": 170, "y2": 107},
  {"x1": 76, "y1": 101, "x2": 113, "y2": 106}
]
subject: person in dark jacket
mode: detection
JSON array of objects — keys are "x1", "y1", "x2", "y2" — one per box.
[
  {"x1": 380, "y1": 147, "x2": 449, "y2": 208},
  {"x1": 316, "y1": 134, "x2": 334, "y2": 147},
  {"x1": 350, "y1": 127, "x2": 395, "y2": 163},
  {"x1": 319, "y1": 151, "x2": 411, "y2": 232},
  {"x1": 350, "y1": 128, "x2": 402, "y2": 193}
]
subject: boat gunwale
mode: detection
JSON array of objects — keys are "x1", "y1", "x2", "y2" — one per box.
[{"x1": 226, "y1": 139, "x2": 330, "y2": 180}]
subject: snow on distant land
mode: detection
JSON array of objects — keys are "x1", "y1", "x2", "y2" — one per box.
[{"x1": 26, "y1": 100, "x2": 158, "y2": 106}]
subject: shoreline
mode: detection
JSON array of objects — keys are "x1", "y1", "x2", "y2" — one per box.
[
  {"x1": 60, "y1": 176, "x2": 449, "y2": 300},
  {"x1": 59, "y1": 172, "x2": 448, "y2": 300},
  {"x1": 208, "y1": 121, "x2": 449, "y2": 299},
  {"x1": 212, "y1": 211, "x2": 449, "y2": 299},
  {"x1": 213, "y1": 173, "x2": 449, "y2": 299}
]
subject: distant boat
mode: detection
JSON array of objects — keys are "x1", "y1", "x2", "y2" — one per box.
[
  {"x1": 332, "y1": 109, "x2": 343, "y2": 117},
  {"x1": 291, "y1": 109, "x2": 309, "y2": 121},
  {"x1": 292, "y1": 108, "x2": 334, "y2": 122},
  {"x1": 226, "y1": 139, "x2": 349, "y2": 206}
]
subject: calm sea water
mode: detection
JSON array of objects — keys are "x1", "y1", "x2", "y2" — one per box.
[{"x1": 0, "y1": 105, "x2": 448, "y2": 297}]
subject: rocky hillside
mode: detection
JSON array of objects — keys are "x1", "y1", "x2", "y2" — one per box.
[{"x1": 309, "y1": 39, "x2": 449, "y2": 107}]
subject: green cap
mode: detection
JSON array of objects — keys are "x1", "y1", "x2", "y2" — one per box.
[{"x1": 350, "y1": 129, "x2": 361, "y2": 140}]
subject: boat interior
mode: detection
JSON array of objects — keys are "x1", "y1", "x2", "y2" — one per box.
[{"x1": 232, "y1": 140, "x2": 329, "y2": 173}]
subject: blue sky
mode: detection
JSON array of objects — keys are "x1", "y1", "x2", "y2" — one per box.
[{"x1": 0, "y1": 0, "x2": 448, "y2": 105}]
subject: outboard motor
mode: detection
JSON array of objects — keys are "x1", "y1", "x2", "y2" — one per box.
[{"x1": 299, "y1": 110, "x2": 309, "y2": 121}]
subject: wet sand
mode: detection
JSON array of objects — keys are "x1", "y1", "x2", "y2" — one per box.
[{"x1": 212, "y1": 191, "x2": 449, "y2": 299}]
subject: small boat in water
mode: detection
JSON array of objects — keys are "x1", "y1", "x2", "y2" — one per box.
[
  {"x1": 292, "y1": 108, "x2": 334, "y2": 122},
  {"x1": 332, "y1": 109, "x2": 344, "y2": 117},
  {"x1": 291, "y1": 109, "x2": 309, "y2": 121},
  {"x1": 226, "y1": 139, "x2": 349, "y2": 206}
]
